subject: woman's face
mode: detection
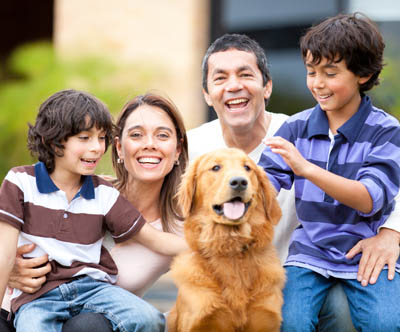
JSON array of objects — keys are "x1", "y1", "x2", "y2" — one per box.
[{"x1": 116, "y1": 104, "x2": 181, "y2": 184}]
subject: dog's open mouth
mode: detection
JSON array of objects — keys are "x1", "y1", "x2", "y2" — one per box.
[{"x1": 212, "y1": 197, "x2": 251, "y2": 221}]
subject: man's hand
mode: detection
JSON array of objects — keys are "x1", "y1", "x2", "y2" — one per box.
[
  {"x1": 346, "y1": 228, "x2": 400, "y2": 286},
  {"x1": 8, "y1": 244, "x2": 51, "y2": 294}
]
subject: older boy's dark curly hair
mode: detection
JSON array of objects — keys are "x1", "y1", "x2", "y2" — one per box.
[
  {"x1": 27, "y1": 89, "x2": 113, "y2": 173},
  {"x1": 300, "y1": 12, "x2": 385, "y2": 92}
]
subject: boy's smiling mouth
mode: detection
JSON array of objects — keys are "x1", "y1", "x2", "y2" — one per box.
[
  {"x1": 81, "y1": 158, "x2": 99, "y2": 164},
  {"x1": 318, "y1": 94, "x2": 332, "y2": 99}
]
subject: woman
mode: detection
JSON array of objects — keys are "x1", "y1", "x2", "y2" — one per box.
[{"x1": 1, "y1": 92, "x2": 189, "y2": 332}]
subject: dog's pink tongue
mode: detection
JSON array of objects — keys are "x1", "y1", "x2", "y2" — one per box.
[{"x1": 223, "y1": 201, "x2": 245, "y2": 220}]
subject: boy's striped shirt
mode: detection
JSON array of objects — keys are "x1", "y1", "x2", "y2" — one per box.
[
  {"x1": 258, "y1": 96, "x2": 400, "y2": 276},
  {"x1": 0, "y1": 162, "x2": 145, "y2": 312}
]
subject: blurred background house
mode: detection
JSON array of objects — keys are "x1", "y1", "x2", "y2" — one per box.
[
  {"x1": 1, "y1": 0, "x2": 400, "y2": 311},
  {"x1": 1, "y1": 0, "x2": 400, "y2": 178}
]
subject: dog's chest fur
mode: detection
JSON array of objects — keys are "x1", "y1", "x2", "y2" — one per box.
[{"x1": 180, "y1": 221, "x2": 278, "y2": 326}]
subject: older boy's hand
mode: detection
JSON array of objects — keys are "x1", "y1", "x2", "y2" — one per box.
[
  {"x1": 263, "y1": 137, "x2": 312, "y2": 177},
  {"x1": 8, "y1": 244, "x2": 51, "y2": 294},
  {"x1": 346, "y1": 228, "x2": 400, "y2": 286}
]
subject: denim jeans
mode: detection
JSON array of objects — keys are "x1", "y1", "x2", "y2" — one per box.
[
  {"x1": 14, "y1": 276, "x2": 165, "y2": 332},
  {"x1": 281, "y1": 266, "x2": 400, "y2": 332},
  {"x1": 318, "y1": 282, "x2": 356, "y2": 332}
]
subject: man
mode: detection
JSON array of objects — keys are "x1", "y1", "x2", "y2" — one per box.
[{"x1": 187, "y1": 33, "x2": 400, "y2": 331}]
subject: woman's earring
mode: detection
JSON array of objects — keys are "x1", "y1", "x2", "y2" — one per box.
[
  {"x1": 117, "y1": 158, "x2": 124, "y2": 164},
  {"x1": 174, "y1": 159, "x2": 180, "y2": 166}
]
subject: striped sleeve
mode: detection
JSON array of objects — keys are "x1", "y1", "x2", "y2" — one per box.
[
  {"x1": 0, "y1": 168, "x2": 26, "y2": 230},
  {"x1": 258, "y1": 121, "x2": 295, "y2": 192},
  {"x1": 105, "y1": 194, "x2": 146, "y2": 243},
  {"x1": 357, "y1": 116, "x2": 400, "y2": 216},
  {"x1": 93, "y1": 178, "x2": 147, "y2": 243}
]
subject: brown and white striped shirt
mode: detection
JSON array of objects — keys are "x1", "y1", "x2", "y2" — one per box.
[{"x1": 0, "y1": 162, "x2": 146, "y2": 312}]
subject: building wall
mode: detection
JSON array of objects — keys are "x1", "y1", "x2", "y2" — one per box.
[{"x1": 54, "y1": 0, "x2": 210, "y2": 129}]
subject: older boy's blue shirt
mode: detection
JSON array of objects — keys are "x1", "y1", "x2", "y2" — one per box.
[
  {"x1": 258, "y1": 95, "x2": 400, "y2": 274},
  {"x1": 35, "y1": 162, "x2": 95, "y2": 199}
]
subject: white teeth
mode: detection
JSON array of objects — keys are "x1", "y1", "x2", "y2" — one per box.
[
  {"x1": 138, "y1": 157, "x2": 161, "y2": 164},
  {"x1": 227, "y1": 98, "x2": 248, "y2": 105},
  {"x1": 82, "y1": 159, "x2": 96, "y2": 163},
  {"x1": 317, "y1": 93, "x2": 332, "y2": 99}
]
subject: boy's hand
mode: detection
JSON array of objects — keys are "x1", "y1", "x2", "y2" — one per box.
[
  {"x1": 8, "y1": 244, "x2": 51, "y2": 294},
  {"x1": 263, "y1": 137, "x2": 312, "y2": 177},
  {"x1": 346, "y1": 228, "x2": 400, "y2": 286}
]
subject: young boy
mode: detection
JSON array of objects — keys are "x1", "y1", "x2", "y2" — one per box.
[
  {"x1": 0, "y1": 89, "x2": 186, "y2": 331},
  {"x1": 258, "y1": 13, "x2": 400, "y2": 331}
]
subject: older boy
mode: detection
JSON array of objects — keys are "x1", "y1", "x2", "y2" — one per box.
[
  {"x1": 0, "y1": 89, "x2": 186, "y2": 331},
  {"x1": 260, "y1": 13, "x2": 400, "y2": 331}
]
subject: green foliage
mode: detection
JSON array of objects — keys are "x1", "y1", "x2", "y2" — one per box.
[
  {"x1": 371, "y1": 38, "x2": 400, "y2": 119},
  {"x1": 372, "y1": 58, "x2": 400, "y2": 119},
  {"x1": 0, "y1": 42, "x2": 156, "y2": 180}
]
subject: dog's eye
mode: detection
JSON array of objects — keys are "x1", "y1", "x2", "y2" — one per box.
[
  {"x1": 244, "y1": 165, "x2": 250, "y2": 172},
  {"x1": 211, "y1": 165, "x2": 221, "y2": 172}
]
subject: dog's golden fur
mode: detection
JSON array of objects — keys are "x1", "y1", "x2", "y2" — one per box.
[{"x1": 168, "y1": 148, "x2": 285, "y2": 332}]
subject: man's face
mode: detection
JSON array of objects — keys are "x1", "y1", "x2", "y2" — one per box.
[{"x1": 203, "y1": 49, "x2": 272, "y2": 131}]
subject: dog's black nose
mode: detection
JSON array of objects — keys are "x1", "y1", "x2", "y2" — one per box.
[{"x1": 229, "y1": 176, "x2": 248, "y2": 191}]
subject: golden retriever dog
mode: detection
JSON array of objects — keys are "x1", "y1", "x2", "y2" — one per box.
[{"x1": 168, "y1": 148, "x2": 285, "y2": 332}]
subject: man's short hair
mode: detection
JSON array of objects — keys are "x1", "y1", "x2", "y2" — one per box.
[
  {"x1": 27, "y1": 89, "x2": 113, "y2": 173},
  {"x1": 300, "y1": 12, "x2": 385, "y2": 92},
  {"x1": 202, "y1": 33, "x2": 271, "y2": 92}
]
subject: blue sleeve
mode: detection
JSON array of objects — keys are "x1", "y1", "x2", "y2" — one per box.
[
  {"x1": 357, "y1": 124, "x2": 400, "y2": 216},
  {"x1": 258, "y1": 121, "x2": 295, "y2": 193}
]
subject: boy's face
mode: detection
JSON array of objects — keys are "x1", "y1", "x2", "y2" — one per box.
[
  {"x1": 203, "y1": 49, "x2": 272, "y2": 132},
  {"x1": 305, "y1": 51, "x2": 370, "y2": 117},
  {"x1": 53, "y1": 126, "x2": 106, "y2": 179}
]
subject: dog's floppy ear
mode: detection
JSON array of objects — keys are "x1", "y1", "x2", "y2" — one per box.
[
  {"x1": 177, "y1": 157, "x2": 199, "y2": 217},
  {"x1": 255, "y1": 165, "x2": 282, "y2": 225}
]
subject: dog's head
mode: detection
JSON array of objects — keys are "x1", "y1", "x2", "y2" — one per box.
[{"x1": 177, "y1": 148, "x2": 281, "y2": 252}]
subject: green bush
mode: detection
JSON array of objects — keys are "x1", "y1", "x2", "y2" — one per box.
[
  {"x1": 0, "y1": 42, "x2": 156, "y2": 180},
  {"x1": 371, "y1": 38, "x2": 400, "y2": 119}
]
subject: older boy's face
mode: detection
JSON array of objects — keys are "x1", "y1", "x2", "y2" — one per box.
[
  {"x1": 305, "y1": 51, "x2": 370, "y2": 118},
  {"x1": 53, "y1": 126, "x2": 106, "y2": 180},
  {"x1": 203, "y1": 49, "x2": 272, "y2": 132}
]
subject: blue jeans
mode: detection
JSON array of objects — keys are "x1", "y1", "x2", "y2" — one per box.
[
  {"x1": 14, "y1": 276, "x2": 165, "y2": 332},
  {"x1": 281, "y1": 266, "x2": 400, "y2": 332},
  {"x1": 318, "y1": 283, "x2": 355, "y2": 332}
]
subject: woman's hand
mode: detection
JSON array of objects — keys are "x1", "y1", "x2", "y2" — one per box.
[{"x1": 8, "y1": 244, "x2": 51, "y2": 294}]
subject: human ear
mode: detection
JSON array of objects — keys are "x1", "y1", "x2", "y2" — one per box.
[
  {"x1": 263, "y1": 80, "x2": 273, "y2": 100},
  {"x1": 202, "y1": 88, "x2": 213, "y2": 107},
  {"x1": 115, "y1": 136, "x2": 124, "y2": 159},
  {"x1": 175, "y1": 138, "x2": 183, "y2": 162},
  {"x1": 358, "y1": 74, "x2": 373, "y2": 85}
]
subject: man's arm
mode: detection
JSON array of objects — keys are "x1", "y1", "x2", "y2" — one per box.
[
  {"x1": 0, "y1": 222, "x2": 19, "y2": 304},
  {"x1": 346, "y1": 228, "x2": 400, "y2": 286},
  {"x1": 346, "y1": 194, "x2": 400, "y2": 286}
]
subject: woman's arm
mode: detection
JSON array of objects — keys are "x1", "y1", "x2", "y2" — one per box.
[
  {"x1": 130, "y1": 223, "x2": 188, "y2": 256},
  {"x1": 7, "y1": 244, "x2": 51, "y2": 294}
]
